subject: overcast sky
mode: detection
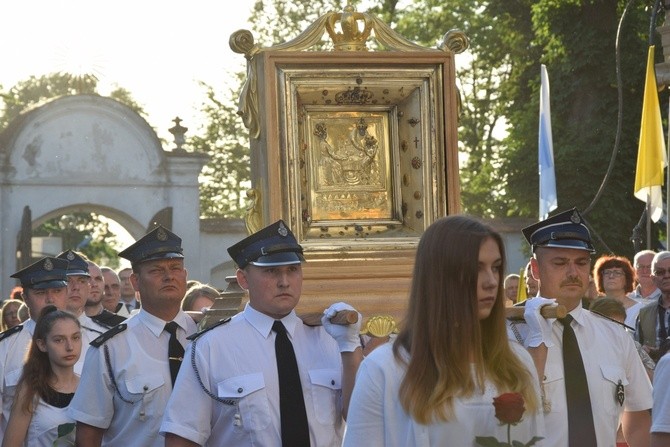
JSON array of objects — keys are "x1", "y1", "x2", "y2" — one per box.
[{"x1": 1, "y1": 0, "x2": 255, "y2": 142}]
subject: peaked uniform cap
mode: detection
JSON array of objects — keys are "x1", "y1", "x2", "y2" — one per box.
[
  {"x1": 522, "y1": 207, "x2": 595, "y2": 253},
  {"x1": 57, "y1": 250, "x2": 90, "y2": 277},
  {"x1": 118, "y1": 225, "x2": 184, "y2": 266},
  {"x1": 227, "y1": 220, "x2": 304, "y2": 269},
  {"x1": 11, "y1": 256, "x2": 69, "y2": 290}
]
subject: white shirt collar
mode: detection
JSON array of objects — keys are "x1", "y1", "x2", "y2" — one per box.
[
  {"x1": 569, "y1": 304, "x2": 586, "y2": 326},
  {"x1": 137, "y1": 308, "x2": 191, "y2": 337},
  {"x1": 243, "y1": 302, "x2": 301, "y2": 339},
  {"x1": 24, "y1": 318, "x2": 36, "y2": 335}
]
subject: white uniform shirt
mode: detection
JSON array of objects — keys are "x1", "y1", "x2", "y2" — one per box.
[
  {"x1": 652, "y1": 353, "x2": 670, "y2": 433},
  {"x1": 628, "y1": 286, "x2": 661, "y2": 305},
  {"x1": 343, "y1": 343, "x2": 545, "y2": 447},
  {"x1": 79, "y1": 313, "x2": 112, "y2": 335},
  {"x1": 0, "y1": 318, "x2": 35, "y2": 436},
  {"x1": 77, "y1": 313, "x2": 108, "y2": 375},
  {"x1": 67, "y1": 309, "x2": 196, "y2": 447},
  {"x1": 160, "y1": 303, "x2": 345, "y2": 446},
  {"x1": 27, "y1": 397, "x2": 76, "y2": 447},
  {"x1": 509, "y1": 306, "x2": 652, "y2": 447},
  {"x1": 625, "y1": 301, "x2": 645, "y2": 329}
]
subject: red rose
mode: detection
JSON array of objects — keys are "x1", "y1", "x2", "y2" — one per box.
[{"x1": 492, "y1": 392, "x2": 525, "y2": 425}]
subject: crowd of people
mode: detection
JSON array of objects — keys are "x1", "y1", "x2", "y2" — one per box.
[{"x1": 1, "y1": 209, "x2": 670, "y2": 446}]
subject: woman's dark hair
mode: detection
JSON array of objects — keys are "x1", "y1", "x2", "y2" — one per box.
[{"x1": 15, "y1": 305, "x2": 80, "y2": 414}]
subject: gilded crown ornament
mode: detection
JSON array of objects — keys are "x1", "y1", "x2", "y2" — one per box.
[{"x1": 325, "y1": 5, "x2": 373, "y2": 51}]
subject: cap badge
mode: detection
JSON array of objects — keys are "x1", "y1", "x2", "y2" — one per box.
[
  {"x1": 156, "y1": 227, "x2": 168, "y2": 241},
  {"x1": 44, "y1": 258, "x2": 54, "y2": 271},
  {"x1": 66, "y1": 251, "x2": 75, "y2": 261},
  {"x1": 570, "y1": 210, "x2": 581, "y2": 224},
  {"x1": 278, "y1": 222, "x2": 288, "y2": 237}
]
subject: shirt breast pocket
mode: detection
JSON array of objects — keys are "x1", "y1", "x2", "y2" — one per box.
[
  {"x1": 543, "y1": 363, "x2": 566, "y2": 414},
  {"x1": 218, "y1": 373, "x2": 271, "y2": 431},
  {"x1": 599, "y1": 365, "x2": 628, "y2": 415},
  {"x1": 308, "y1": 368, "x2": 341, "y2": 424},
  {"x1": 123, "y1": 373, "x2": 165, "y2": 417}
]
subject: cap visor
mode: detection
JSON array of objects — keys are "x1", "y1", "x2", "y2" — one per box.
[
  {"x1": 136, "y1": 252, "x2": 185, "y2": 264},
  {"x1": 32, "y1": 280, "x2": 68, "y2": 290},
  {"x1": 540, "y1": 241, "x2": 595, "y2": 252},
  {"x1": 249, "y1": 252, "x2": 304, "y2": 267}
]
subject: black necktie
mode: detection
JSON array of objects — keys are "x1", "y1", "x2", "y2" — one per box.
[
  {"x1": 559, "y1": 315, "x2": 597, "y2": 446},
  {"x1": 272, "y1": 320, "x2": 310, "y2": 447},
  {"x1": 164, "y1": 322, "x2": 184, "y2": 386}
]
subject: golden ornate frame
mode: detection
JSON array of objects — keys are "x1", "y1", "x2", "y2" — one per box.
[{"x1": 229, "y1": 6, "x2": 467, "y2": 319}]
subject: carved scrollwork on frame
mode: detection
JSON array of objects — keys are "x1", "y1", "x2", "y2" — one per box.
[
  {"x1": 439, "y1": 29, "x2": 470, "y2": 54},
  {"x1": 230, "y1": 4, "x2": 468, "y2": 141},
  {"x1": 230, "y1": 30, "x2": 262, "y2": 139},
  {"x1": 244, "y1": 188, "x2": 263, "y2": 235}
]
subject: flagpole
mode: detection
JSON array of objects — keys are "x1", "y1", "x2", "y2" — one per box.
[
  {"x1": 648, "y1": 190, "x2": 652, "y2": 249},
  {"x1": 667, "y1": 96, "x2": 670, "y2": 249}
]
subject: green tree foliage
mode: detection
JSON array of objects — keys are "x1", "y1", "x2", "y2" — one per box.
[
  {"x1": 337, "y1": 0, "x2": 662, "y2": 256},
  {"x1": 33, "y1": 212, "x2": 121, "y2": 268},
  {"x1": 496, "y1": 0, "x2": 664, "y2": 256},
  {"x1": 394, "y1": 0, "x2": 521, "y2": 217},
  {"x1": 190, "y1": 80, "x2": 251, "y2": 218}
]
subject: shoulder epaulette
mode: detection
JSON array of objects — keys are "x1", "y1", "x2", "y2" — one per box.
[
  {"x1": 91, "y1": 311, "x2": 126, "y2": 329},
  {"x1": 90, "y1": 323, "x2": 128, "y2": 348},
  {"x1": 0, "y1": 324, "x2": 23, "y2": 342},
  {"x1": 187, "y1": 317, "x2": 231, "y2": 341}
]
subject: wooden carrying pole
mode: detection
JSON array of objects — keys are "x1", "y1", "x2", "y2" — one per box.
[{"x1": 298, "y1": 304, "x2": 567, "y2": 326}]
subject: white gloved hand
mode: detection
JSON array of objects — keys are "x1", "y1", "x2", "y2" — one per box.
[
  {"x1": 523, "y1": 297, "x2": 557, "y2": 348},
  {"x1": 321, "y1": 302, "x2": 362, "y2": 352}
]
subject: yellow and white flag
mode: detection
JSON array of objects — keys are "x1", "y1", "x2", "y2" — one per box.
[{"x1": 634, "y1": 45, "x2": 667, "y2": 222}]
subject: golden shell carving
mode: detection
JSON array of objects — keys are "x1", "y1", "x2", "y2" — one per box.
[{"x1": 362, "y1": 315, "x2": 398, "y2": 337}]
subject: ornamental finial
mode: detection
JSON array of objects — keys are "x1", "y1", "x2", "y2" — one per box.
[{"x1": 325, "y1": 5, "x2": 373, "y2": 51}]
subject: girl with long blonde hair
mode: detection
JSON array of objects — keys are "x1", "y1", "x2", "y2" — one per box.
[{"x1": 344, "y1": 215, "x2": 544, "y2": 446}]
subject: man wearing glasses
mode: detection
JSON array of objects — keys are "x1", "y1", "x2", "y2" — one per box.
[
  {"x1": 637, "y1": 251, "x2": 670, "y2": 361},
  {"x1": 629, "y1": 250, "x2": 661, "y2": 305},
  {"x1": 648, "y1": 251, "x2": 670, "y2": 443}
]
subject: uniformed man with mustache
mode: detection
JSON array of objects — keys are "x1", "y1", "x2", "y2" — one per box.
[{"x1": 512, "y1": 208, "x2": 652, "y2": 447}]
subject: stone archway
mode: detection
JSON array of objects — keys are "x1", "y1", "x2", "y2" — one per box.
[{"x1": 0, "y1": 94, "x2": 211, "y2": 298}]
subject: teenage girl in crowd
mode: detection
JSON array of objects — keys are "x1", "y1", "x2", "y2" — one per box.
[
  {"x1": 2, "y1": 305, "x2": 81, "y2": 447},
  {"x1": 343, "y1": 215, "x2": 544, "y2": 446}
]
